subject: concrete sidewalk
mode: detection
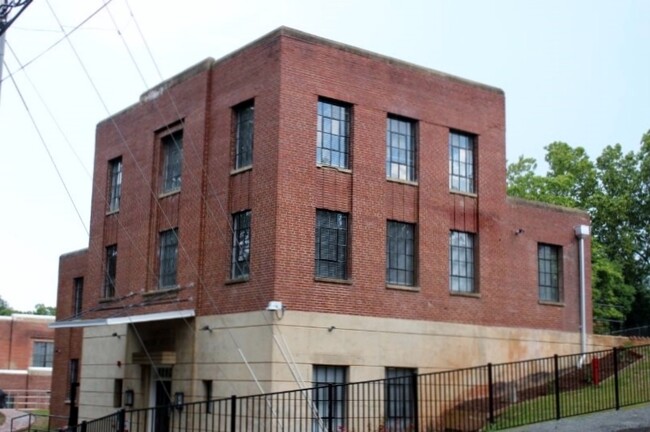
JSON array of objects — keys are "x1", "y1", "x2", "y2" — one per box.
[
  {"x1": 0, "y1": 409, "x2": 32, "y2": 432},
  {"x1": 505, "y1": 404, "x2": 650, "y2": 432}
]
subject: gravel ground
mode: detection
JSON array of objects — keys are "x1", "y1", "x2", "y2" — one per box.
[{"x1": 504, "y1": 404, "x2": 650, "y2": 432}]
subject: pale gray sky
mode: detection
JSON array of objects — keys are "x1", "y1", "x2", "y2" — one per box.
[{"x1": 0, "y1": 0, "x2": 648, "y2": 311}]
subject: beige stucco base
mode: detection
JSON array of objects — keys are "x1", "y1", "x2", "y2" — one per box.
[{"x1": 76, "y1": 310, "x2": 628, "y2": 421}]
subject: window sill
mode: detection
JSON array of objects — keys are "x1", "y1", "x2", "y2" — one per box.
[
  {"x1": 230, "y1": 165, "x2": 252, "y2": 176},
  {"x1": 315, "y1": 277, "x2": 352, "y2": 285},
  {"x1": 143, "y1": 286, "x2": 181, "y2": 297},
  {"x1": 449, "y1": 189, "x2": 478, "y2": 198},
  {"x1": 450, "y1": 291, "x2": 481, "y2": 298},
  {"x1": 386, "y1": 284, "x2": 420, "y2": 292},
  {"x1": 159, "y1": 189, "x2": 180, "y2": 199},
  {"x1": 538, "y1": 300, "x2": 564, "y2": 307},
  {"x1": 226, "y1": 277, "x2": 250, "y2": 285},
  {"x1": 386, "y1": 177, "x2": 418, "y2": 187},
  {"x1": 106, "y1": 209, "x2": 119, "y2": 216},
  {"x1": 316, "y1": 164, "x2": 352, "y2": 174},
  {"x1": 99, "y1": 297, "x2": 116, "y2": 303}
]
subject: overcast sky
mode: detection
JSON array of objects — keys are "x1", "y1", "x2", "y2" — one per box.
[{"x1": 0, "y1": 0, "x2": 648, "y2": 312}]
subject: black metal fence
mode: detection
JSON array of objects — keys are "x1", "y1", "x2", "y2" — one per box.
[{"x1": 60, "y1": 343, "x2": 650, "y2": 432}]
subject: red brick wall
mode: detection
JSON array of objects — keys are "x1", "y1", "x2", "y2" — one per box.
[
  {"x1": 55, "y1": 28, "x2": 591, "y2": 347},
  {"x1": 0, "y1": 315, "x2": 54, "y2": 371},
  {"x1": 51, "y1": 250, "x2": 86, "y2": 421}
]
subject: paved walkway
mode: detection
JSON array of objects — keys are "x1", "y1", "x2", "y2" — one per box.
[
  {"x1": 505, "y1": 404, "x2": 650, "y2": 432},
  {"x1": 0, "y1": 409, "x2": 32, "y2": 432}
]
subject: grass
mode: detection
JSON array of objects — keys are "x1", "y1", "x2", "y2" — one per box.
[
  {"x1": 489, "y1": 352, "x2": 650, "y2": 430},
  {"x1": 0, "y1": 412, "x2": 5, "y2": 426}
]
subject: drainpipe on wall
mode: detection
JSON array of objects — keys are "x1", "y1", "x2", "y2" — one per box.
[{"x1": 575, "y1": 224, "x2": 590, "y2": 359}]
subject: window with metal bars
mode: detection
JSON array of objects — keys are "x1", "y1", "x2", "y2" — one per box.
[
  {"x1": 386, "y1": 221, "x2": 415, "y2": 286},
  {"x1": 317, "y1": 98, "x2": 350, "y2": 169},
  {"x1": 234, "y1": 101, "x2": 254, "y2": 169},
  {"x1": 449, "y1": 231, "x2": 476, "y2": 293},
  {"x1": 231, "y1": 211, "x2": 251, "y2": 279},
  {"x1": 104, "y1": 245, "x2": 117, "y2": 298},
  {"x1": 385, "y1": 368, "x2": 417, "y2": 430},
  {"x1": 315, "y1": 210, "x2": 348, "y2": 279},
  {"x1": 73, "y1": 277, "x2": 83, "y2": 317},
  {"x1": 538, "y1": 243, "x2": 561, "y2": 302},
  {"x1": 161, "y1": 130, "x2": 183, "y2": 193},
  {"x1": 32, "y1": 341, "x2": 54, "y2": 367},
  {"x1": 449, "y1": 131, "x2": 475, "y2": 193},
  {"x1": 159, "y1": 229, "x2": 179, "y2": 288},
  {"x1": 108, "y1": 157, "x2": 122, "y2": 212},
  {"x1": 312, "y1": 365, "x2": 347, "y2": 432},
  {"x1": 386, "y1": 116, "x2": 417, "y2": 181}
]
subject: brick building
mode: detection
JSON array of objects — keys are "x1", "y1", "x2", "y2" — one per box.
[
  {"x1": 0, "y1": 314, "x2": 54, "y2": 409},
  {"x1": 51, "y1": 27, "x2": 600, "y2": 424}
]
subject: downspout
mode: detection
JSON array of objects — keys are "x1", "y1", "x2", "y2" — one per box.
[{"x1": 575, "y1": 225, "x2": 590, "y2": 358}]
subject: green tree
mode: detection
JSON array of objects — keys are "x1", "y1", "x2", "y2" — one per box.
[
  {"x1": 0, "y1": 296, "x2": 14, "y2": 316},
  {"x1": 32, "y1": 304, "x2": 57, "y2": 316}
]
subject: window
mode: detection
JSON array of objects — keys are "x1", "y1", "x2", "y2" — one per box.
[
  {"x1": 312, "y1": 365, "x2": 347, "y2": 432},
  {"x1": 108, "y1": 157, "x2": 123, "y2": 212},
  {"x1": 104, "y1": 245, "x2": 117, "y2": 298},
  {"x1": 66, "y1": 359, "x2": 79, "y2": 402},
  {"x1": 315, "y1": 210, "x2": 349, "y2": 279},
  {"x1": 159, "y1": 229, "x2": 179, "y2": 288},
  {"x1": 539, "y1": 244, "x2": 561, "y2": 302},
  {"x1": 386, "y1": 116, "x2": 416, "y2": 181},
  {"x1": 234, "y1": 101, "x2": 254, "y2": 169},
  {"x1": 73, "y1": 277, "x2": 83, "y2": 317},
  {"x1": 231, "y1": 211, "x2": 251, "y2": 279},
  {"x1": 449, "y1": 131, "x2": 475, "y2": 193},
  {"x1": 203, "y1": 380, "x2": 213, "y2": 413},
  {"x1": 161, "y1": 130, "x2": 183, "y2": 193},
  {"x1": 317, "y1": 99, "x2": 350, "y2": 169},
  {"x1": 32, "y1": 341, "x2": 54, "y2": 367},
  {"x1": 113, "y1": 379, "x2": 123, "y2": 408},
  {"x1": 386, "y1": 221, "x2": 415, "y2": 286},
  {"x1": 449, "y1": 231, "x2": 476, "y2": 293},
  {"x1": 385, "y1": 368, "x2": 417, "y2": 430}
]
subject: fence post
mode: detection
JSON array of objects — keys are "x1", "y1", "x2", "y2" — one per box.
[
  {"x1": 554, "y1": 354, "x2": 561, "y2": 420},
  {"x1": 487, "y1": 363, "x2": 495, "y2": 425},
  {"x1": 613, "y1": 347, "x2": 620, "y2": 410},
  {"x1": 230, "y1": 395, "x2": 237, "y2": 432},
  {"x1": 411, "y1": 373, "x2": 419, "y2": 432},
  {"x1": 80, "y1": 420, "x2": 87, "y2": 432}
]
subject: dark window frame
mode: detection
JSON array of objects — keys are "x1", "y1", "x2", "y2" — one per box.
[
  {"x1": 385, "y1": 367, "x2": 417, "y2": 430},
  {"x1": 234, "y1": 101, "x2": 254, "y2": 169},
  {"x1": 449, "y1": 231, "x2": 476, "y2": 293},
  {"x1": 108, "y1": 157, "x2": 123, "y2": 212},
  {"x1": 104, "y1": 245, "x2": 117, "y2": 298},
  {"x1": 312, "y1": 365, "x2": 348, "y2": 432},
  {"x1": 161, "y1": 130, "x2": 183, "y2": 193},
  {"x1": 231, "y1": 210, "x2": 251, "y2": 279},
  {"x1": 317, "y1": 98, "x2": 351, "y2": 169},
  {"x1": 538, "y1": 243, "x2": 562, "y2": 302},
  {"x1": 159, "y1": 228, "x2": 179, "y2": 289},
  {"x1": 32, "y1": 341, "x2": 54, "y2": 367},
  {"x1": 386, "y1": 221, "x2": 416, "y2": 286},
  {"x1": 315, "y1": 210, "x2": 349, "y2": 280},
  {"x1": 386, "y1": 116, "x2": 417, "y2": 182},
  {"x1": 73, "y1": 277, "x2": 83, "y2": 317},
  {"x1": 449, "y1": 131, "x2": 476, "y2": 193}
]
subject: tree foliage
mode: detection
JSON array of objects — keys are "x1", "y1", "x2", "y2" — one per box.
[{"x1": 507, "y1": 131, "x2": 650, "y2": 332}]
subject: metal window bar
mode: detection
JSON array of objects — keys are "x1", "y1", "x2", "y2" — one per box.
[
  {"x1": 449, "y1": 131, "x2": 475, "y2": 193},
  {"x1": 108, "y1": 157, "x2": 122, "y2": 212},
  {"x1": 231, "y1": 210, "x2": 251, "y2": 279},
  {"x1": 235, "y1": 102, "x2": 254, "y2": 169},
  {"x1": 386, "y1": 221, "x2": 415, "y2": 286},
  {"x1": 159, "y1": 228, "x2": 179, "y2": 288},
  {"x1": 161, "y1": 130, "x2": 183, "y2": 192},
  {"x1": 538, "y1": 243, "x2": 560, "y2": 302},
  {"x1": 317, "y1": 99, "x2": 350, "y2": 169},
  {"x1": 315, "y1": 211, "x2": 348, "y2": 279},
  {"x1": 449, "y1": 231, "x2": 475, "y2": 293},
  {"x1": 386, "y1": 116, "x2": 416, "y2": 182},
  {"x1": 104, "y1": 245, "x2": 117, "y2": 298}
]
